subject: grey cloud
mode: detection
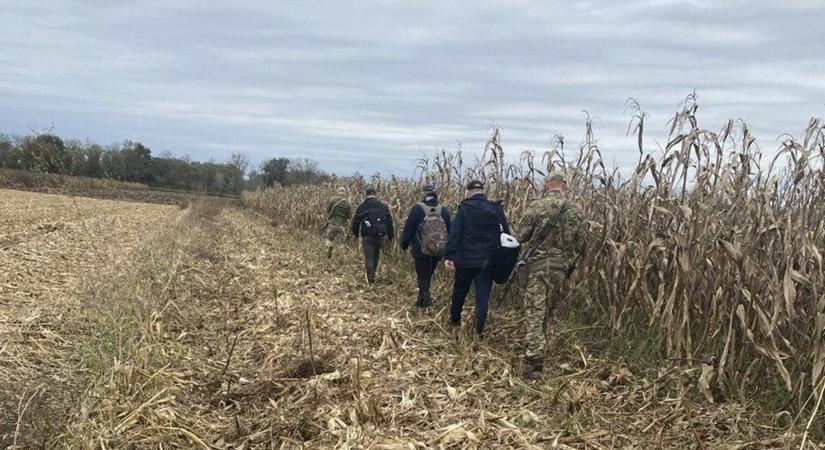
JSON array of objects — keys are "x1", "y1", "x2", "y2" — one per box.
[{"x1": 1, "y1": 0, "x2": 823, "y2": 175}]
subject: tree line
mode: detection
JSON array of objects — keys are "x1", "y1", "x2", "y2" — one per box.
[{"x1": 0, "y1": 131, "x2": 330, "y2": 195}]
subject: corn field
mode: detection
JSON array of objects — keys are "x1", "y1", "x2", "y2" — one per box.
[{"x1": 243, "y1": 96, "x2": 825, "y2": 408}]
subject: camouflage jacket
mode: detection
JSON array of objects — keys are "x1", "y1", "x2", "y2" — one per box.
[
  {"x1": 516, "y1": 192, "x2": 586, "y2": 269},
  {"x1": 326, "y1": 197, "x2": 352, "y2": 228}
]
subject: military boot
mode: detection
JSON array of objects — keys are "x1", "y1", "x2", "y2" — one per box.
[{"x1": 523, "y1": 356, "x2": 544, "y2": 381}]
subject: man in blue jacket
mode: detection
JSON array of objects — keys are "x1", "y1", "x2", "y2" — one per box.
[
  {"x1": 400, "y1": 184, "x2": 452, "y2": 308},
  {"x1": 444, "y1": 180, "x2": 510, "y2": 334}
]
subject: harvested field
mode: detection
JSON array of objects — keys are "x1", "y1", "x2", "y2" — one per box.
[
  {"x1": 0, "y1": 189, "x2": 178, "y2": 447},
  {"x1": 0, "y1": 168, "x2": 240, "y2": 206},
  {"x1": 1, "y1": 189, "x2": 821, "y2": 448}
]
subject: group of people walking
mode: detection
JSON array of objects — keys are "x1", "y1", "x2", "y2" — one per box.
[{"x1": 322, "y1": 175, "x2": 586, "y2": 380}]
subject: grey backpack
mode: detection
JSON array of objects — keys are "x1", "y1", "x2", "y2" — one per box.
[{"x1": 417, "y1": 203, "x2": 447, "y2": 257}]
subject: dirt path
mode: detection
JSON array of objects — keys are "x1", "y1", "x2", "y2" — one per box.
[
  {"x1": 144, "y1": 206, "x2": 786, "y2": 449},
  {"x1": 0, "y1": 195, "x2": 806, "y2": 448}
]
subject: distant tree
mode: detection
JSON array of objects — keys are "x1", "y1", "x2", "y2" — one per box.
[
  {"x1": 227, "y1": 153, "x2": 250, "y2": 194},
  {"x1": 151, "y1": 153, "x2": 192, "y2": 190},
  {"x1": 83, "y1": 143, "x2": 105, "y2": 178},
  {"x1": 103, "y1": 140, "x2": 153, "y2": 183},
  {"x1": 0, "y1": 129, "x2": 272, "y2": 196},
  {"x1": 19, "y1": 133, "x2": 69, "y2": 173},
  {"x1": 0, "y1": 134, "x2": 15, "y2": 168},
  {"x1": 260, "y1": 157, "x2": 290, "y2": 187},
  {"x1": 245, "y1": 168, "x2": 265, "y2": 191},
  {"x1": 65, "y1": 139, "x2": 86, "y2": 176},
  {"x1": 285, "y1": 158, "x2": 330, "y2": 185}
]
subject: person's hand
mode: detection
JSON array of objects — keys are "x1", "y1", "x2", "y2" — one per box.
[
  {"x1": 444, "y1": 260, "x2": 455, "y2": 271},
  {"x1": 514, "y1": 261, "x2": 527, "y2": 279},
  {"x1": 509, "y1": 265, "x2": 521, "y2": 282}
]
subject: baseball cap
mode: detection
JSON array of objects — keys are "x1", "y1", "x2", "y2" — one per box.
[{"x1": 466, "y1": 180, "x2": 484, "y2": 190}]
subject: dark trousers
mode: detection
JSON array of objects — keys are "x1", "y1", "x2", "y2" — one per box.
[
  {"x1": 414, "y1": 256, "x2": 439, "y2": 306},
  {"x1": 450, "y1": 265, "x2": 494, "y2": 333},
  {"x1": 361, "y1": 235, "x2": 384, "y2": 283}
]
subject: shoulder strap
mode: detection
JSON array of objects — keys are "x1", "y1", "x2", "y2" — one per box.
[
  {"x1": 328, "y1": 198, "x2": 346, "y2": 219},
  {"x1": 522, "y1": 201, "x2": 570, "y2": 257}
]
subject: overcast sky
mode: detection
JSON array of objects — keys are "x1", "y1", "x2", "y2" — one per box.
[{"x1": 1, "y1": 1, "x2": 823, "y2": 175}]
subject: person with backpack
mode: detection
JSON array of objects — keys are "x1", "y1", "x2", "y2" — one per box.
[
  {"x1": 444, "y1": 180, "x2": 510, "y2": 335},
  {"x1": 400, "y1": 184, "x2": 452, "y2": 308},
  {"x1": 515, "y1": 173, "x2": 587, "y2": 380},
  {"x1": 351, "y1": 186, "x2": 394, "y2": 284},
  {"x1": 323, "y1": 187, "x2": 353, "y2": 264}
]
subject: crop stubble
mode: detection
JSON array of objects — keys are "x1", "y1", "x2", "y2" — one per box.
[
  {"x1": 0, "y1": 189, "x2": 176, "y2": 447},
  {"x1": 0, "y1": 182, "x2": 821, "y2": 447}
]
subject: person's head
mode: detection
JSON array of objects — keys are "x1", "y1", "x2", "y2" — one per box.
[
  {"x1": 544, "y1": 173, "x2": 568, "y2": 193},
  {"x1": 365, "y1": 186, "x2": 377, "y2": 197},
  {"x1": 466, "y1": 179, "x2": 484, "y2": 197},
  {"x1": 421, "y1": 184, "x2": 436, "y2": 200},
  {"x1": 336, "y1": 186, "x2": 347, "y2": 197}
]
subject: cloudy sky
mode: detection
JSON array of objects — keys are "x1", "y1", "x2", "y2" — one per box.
[{"x1": 1, "y1": 1, "x2": 823, "y2": 175}]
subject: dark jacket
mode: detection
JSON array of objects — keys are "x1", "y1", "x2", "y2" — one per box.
[
  {"x1": 445, "y1": 193, "x2": 510, "y2": 269},
  {"x1": 400, "y1": 193, "x2": 452, "y2": 258},
  {"x1": 351, "y1": 197, "x2": 395, "y2": 239}
]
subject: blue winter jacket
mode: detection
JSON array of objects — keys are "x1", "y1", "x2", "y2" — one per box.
[
  {"x1": 444, "y1": 194, "x2": 510, "y2": 269},
  {"x1": 400, "y1": 194, "x2": 452, "y2": 259}
]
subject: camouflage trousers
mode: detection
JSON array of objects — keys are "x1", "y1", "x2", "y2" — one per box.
[
  {"x1": 324, "y1": 225, "x2": 347, "y2": 262},
  {"x1": 522, "y1": 261, "x2": 567, "y2": 359}
]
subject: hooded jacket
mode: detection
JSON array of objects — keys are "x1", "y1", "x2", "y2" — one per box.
[
  {"x1": 444, "y1": 193, "x2": 510, "y2": 269},
  {"x1": 400, "y1": 193, "x2": 452, "y2": 258}
]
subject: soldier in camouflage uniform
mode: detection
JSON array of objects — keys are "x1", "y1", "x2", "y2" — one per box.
[
  {"x1": 324, "y1": 187, "x2": 352, "y2": 262},
  {"x1": 516, "y1": 173, "x2": 587, "y2": 380}
]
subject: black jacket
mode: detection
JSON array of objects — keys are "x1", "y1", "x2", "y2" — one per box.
[
  {"x1": 400, "y1": 194, "x2": 452, "y2": 258},
  {"x1": 445, "y1": 194, "x2": 510, "y2": 269},
  {"x1": 351, "y1": 197, "x2": 395, "y2": 239}
]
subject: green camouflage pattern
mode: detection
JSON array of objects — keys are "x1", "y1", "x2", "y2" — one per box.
[
  {"x1": 517, "y1": 192, "x2": 587, "y2": 359},
  {"x1": 523, "y1": 266, "x2": 566, "y2": 358},
  {"x1": 326, "y1": 196, "x2": 352, "y2": 228},
  {"x1": 325, "y1": 224, "x2": 347, "y2": 262},
  {"x1": 324, "y1": 197, "x2": 351, "y2": 263},
  {"x1": 516, "y1": 192, "x2": 586, "y2": 270}
]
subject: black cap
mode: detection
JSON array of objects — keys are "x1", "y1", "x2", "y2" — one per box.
[
  {"x1": 365, "y1": 186, "x2": 377, "y2": 196},
  {"x1": 421, "y1": 184, "x2": 436, "y2": 194},
  {"x1": 466, "y1": 179, "x2": 484, "y2": 190}
]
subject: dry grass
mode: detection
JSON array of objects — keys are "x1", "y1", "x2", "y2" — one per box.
[
  {"x1": 0, "y1": 168, "x2": 240, "y2": 206},
  {"x1": 0, "y1": 168, "x2": 149, "y2": 192},
  {"x1": 1, "y1": 186, "x2": 822, "y2": 447},
  {"x1": 0, "y1": 189, "x2": 177, "y2": 447},
  {"x1": 243, "y1": 97, "x2": 825, "y2": 441},
  {"x1": 3, "y1": 94, "x2": 825, "y2": 447}
]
